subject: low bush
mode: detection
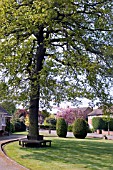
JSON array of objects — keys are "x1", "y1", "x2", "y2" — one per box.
[
  {"x1": 56, "y1": 118, "x2": 67, "y2": 137},
  {"x1": 73, "y1": 118, "x2": 88, "y2": 139}
]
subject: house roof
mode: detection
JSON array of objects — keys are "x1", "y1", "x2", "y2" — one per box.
[
  {"x1": 88, "y1": 109, "x2": 103, "y2": 116},
  {"x1": 75, "y1": 107, "x2": 92, "y2": 112},
  {"x1": 54, "y1": 106, "x2": 92, "y2": 114},
  {"x1": 0, "y1": 105, "x2": 12, "y2": 117},
  {"x1": 88, "y1": 106, "x2": 113, "y2": 116}
]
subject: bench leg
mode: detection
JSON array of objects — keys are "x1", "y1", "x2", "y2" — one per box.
[
  {"x1": 19, "y1": 140, "x2": 21, "y2": 145},
  {"x1": 22, "y1": 142, "x2": 25, "y2": 147},
  {"x1": 49, "y1": 142, "x2": 51, "y2": 147}
]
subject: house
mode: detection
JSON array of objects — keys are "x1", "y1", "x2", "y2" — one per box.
[
  {"x1": 0, "y1": 105, "x2": 12, "y2": 133},
  {"x1": 88, "y1": 109, "x2": 103, "y2": 128},
  {"x1": 88, "y1": 107, "x2": 113, "y2": 129}
]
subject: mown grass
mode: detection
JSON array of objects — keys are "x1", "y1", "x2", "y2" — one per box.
[{"x1": 4, "y1": 134, "x2": 113, "y2": 170}]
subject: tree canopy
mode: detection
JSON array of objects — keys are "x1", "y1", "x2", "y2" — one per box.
[
  {"x1": 0, "y1": 101, "x2": 16, "y2": 115},
  {"x1": 0, "y1": 0, "x2": 113, "y2": 139}
]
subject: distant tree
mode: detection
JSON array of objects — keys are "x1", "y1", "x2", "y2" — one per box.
[
  {"x1": 15, "y1": 109, "x2": 29, "y2": 118},
  {"x1": 11, "y1": 109, "x2": 29, "y2": 132},
  {"x1": 102, "y1": 103, "x2": 113, "y2": 135},
  {"x1": 44, "y1": 114, "x2": 56, "y2": 126},
  {"x1": 0, "y1": 101, "x2": 16, "y2": 115},
  {"x1": 41, "y1": 110, "x2": 50, "y2": 119}
]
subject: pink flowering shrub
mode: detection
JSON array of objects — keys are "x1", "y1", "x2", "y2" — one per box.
[
  {"x1": 57, "y1": 108, "x2": 75, "y2": 125},
  {"x1": 56, "y1": 107, "x2": 87, "y2": 125}
]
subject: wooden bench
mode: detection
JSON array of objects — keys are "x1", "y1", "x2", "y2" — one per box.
[{"x1": 19, "y1": 139, "x2": 52, "y2": 147}]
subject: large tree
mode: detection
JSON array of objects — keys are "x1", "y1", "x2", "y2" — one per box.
[{"x1": 0, "y1": 0, "x2": 113, "y2": 139}]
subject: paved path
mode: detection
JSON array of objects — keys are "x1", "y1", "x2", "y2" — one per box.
[
  {"x1": 41, "y1": 129, "x2": 113, "y2": 139},
  {"x1": 87, "y1": 133, "x2": 113, "y2": 140},
  {"x1": 0, "y1": 134, "x2": 29, "y2": 170}
]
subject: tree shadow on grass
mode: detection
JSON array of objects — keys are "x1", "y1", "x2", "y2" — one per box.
[{"x1": 20, "y1": 138, "x2": 113, "y2": 170}]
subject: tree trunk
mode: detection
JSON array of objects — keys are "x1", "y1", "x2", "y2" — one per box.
[
  {"x1": 28, "y1": 84, "x2": 40, "y2": 140},
  {"x1": 28, "y1": 26, "x2": 46, "y2": 140}
]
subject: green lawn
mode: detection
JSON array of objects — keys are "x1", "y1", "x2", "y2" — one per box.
[{"x1": 4, "y1": 135, "x2": 113, "y2": 170}]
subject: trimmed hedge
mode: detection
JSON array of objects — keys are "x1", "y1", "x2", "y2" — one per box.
[
  {"x1": 92, "y1": 117, "x2": 105, "y2": 130},
  {"x1": 56, "y1": 118, "x2": 67, "y2": 137},
  {"x1": 92, "y1": 117, "x2": 113, "y2": 131},
  {"x1": 73, "y1": 118, "x2": 88, "y2": 139}
]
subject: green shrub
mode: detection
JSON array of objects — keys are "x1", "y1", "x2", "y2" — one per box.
[
  {"x1": 5, "y1": 121, "x2": 15, "y2": 133},
  {"x1": 68, "y1": 124, "x2": 73, "y2": 132},
  {"x1": 10, "y1": 123, "x2": 15, "y2": 133},
  {"x1": 56, "y1": 118, "x2": 67, "y2": 137},
  {"x1": 15, "y1": 122, "x2": 21, "y2": 132},
  {"x1": 15, "y1": 121, "x2": 26, "y2": 132},
  {"x1": 73, "y1": 118, "x2": 88, "y2": 139},
  {"x1": 5, "y1": 121, "x2": 10, "y2": 133},
  {"x1": 44, "y1": 115, "x2": 56, "y2": 126},
  {"x1": 92, "y1": 117, "x2": 113, "y2": 131}
]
